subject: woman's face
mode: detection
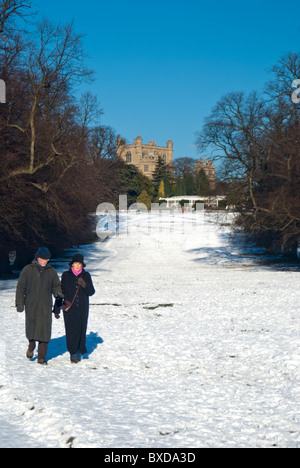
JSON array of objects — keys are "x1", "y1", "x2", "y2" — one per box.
[{"x1": 72, "y1": 262, "x2": 82, "y2": 271}]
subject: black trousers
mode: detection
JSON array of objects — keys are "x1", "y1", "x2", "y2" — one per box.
[{"x1": 28, "y1": 340, "x2": 48, "y2": 361}]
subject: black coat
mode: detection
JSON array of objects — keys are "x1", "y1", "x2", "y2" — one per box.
[{"x1": 61, "y1": 269, "x2": 95, "y2": 355}]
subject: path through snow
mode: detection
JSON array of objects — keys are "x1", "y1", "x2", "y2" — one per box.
[{"x1": 0, "y1": 211, "x2": 299, "y2": 448}]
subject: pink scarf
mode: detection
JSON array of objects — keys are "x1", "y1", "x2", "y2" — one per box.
[{"x1": 72, "y1": 267, "x2": 82, "y2": 277}]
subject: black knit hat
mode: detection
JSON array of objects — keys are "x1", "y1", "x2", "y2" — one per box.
[
  {"x1": 36, "y1": 247, "x2": 51, "y2": 260},
  {"x1": 69, "y1": 253, "x2": 86, "y2": 267}
]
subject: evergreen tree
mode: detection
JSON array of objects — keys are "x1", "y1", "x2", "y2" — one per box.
[
  {"x1": 195, "y1": 169, "x2": 210, "y2": 195},
  {"x1": 158, "y1": 180, "x2": 165, "y2": 198},
  {"x1": 152, "y1": 156, "x2": 171, "y2": 197},
  {"x1": 175, "y1": 178, "x2": 186, "y2": 196},
  {"x1": 120, "y1": 164, "x2": 153, "y2": 205},
  {"x1": 184, "y1": 173, "x2": 196, "y2": 195},
  {"x1": 137, "y1": 190, "x2": 152, "y2": 210},
  {"x1": 163, "y1": 176, "x2": 172, "y2": 197}
]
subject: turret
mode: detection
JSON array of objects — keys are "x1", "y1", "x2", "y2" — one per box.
[
  {"x1": 167, "y1": 138, "x2": 173, "y2": 149},
  {"x1": 136, "y1": 135, "x2": 143, "y2": 146}
]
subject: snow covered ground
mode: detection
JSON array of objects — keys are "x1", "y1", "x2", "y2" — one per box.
[{"x1": 0, "y1": 210, "x2": 299, "y2": 448}]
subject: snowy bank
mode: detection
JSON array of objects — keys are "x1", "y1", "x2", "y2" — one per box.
[{"x1": 0, "y1": 211, "x2": 299, "y2": 448}]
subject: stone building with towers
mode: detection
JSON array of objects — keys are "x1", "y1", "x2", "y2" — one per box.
[
  {"x1": 194, "y1": 157, "x2": 216, "y2": 190},
  {"x1": 117, "y1": 135, "x2": 174, "y2": 179}
]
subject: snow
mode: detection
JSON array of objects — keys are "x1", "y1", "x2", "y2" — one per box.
[{"x1": 0, "y1": 210, "x2": 299, "y2": 448}]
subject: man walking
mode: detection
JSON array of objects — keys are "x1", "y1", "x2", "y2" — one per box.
[{"x1": 15, "y1": 247, "x2": 63, "y2": 365}]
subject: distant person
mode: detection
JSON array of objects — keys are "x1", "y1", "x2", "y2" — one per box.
[
  {"x1": 15, "y1": 247, "x2": 63, "y2": 365},
  {"x1": 57, "y1": 254, "x2": 95, "y2": 363}
]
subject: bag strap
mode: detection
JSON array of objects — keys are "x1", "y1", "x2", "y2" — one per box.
[{"x1": 66, "y1": 285, "x2": 80, "y2": 311}]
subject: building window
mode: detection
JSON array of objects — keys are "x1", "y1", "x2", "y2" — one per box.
[
  {"x1": 126, "y1": 152, "x2": 132, "y2": 163},
  {"x1": 144, "y1": 165, "x2": 149, "y2": 172},
  {"x1": 163, "y1": 154, "x2": 167, "y2": 162}
]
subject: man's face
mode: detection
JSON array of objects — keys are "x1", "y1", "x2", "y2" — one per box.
[{"x1": 37, "y1": 258, "x2": 49, "y2": 267}]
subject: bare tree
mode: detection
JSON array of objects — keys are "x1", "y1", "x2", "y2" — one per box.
[
  {"x1": 196, "y1": 91, "x2": 267, "y2": 212},
  {"x1": 0, "y1": 7, "x2": 127, "y2": 274},
  {"x1": 196, "y1": 53, "x2": 300, "y2": 256},
  {"x1": 0, "y1": 0, "x2": 32, "y2": 43},
  {"x1": 266, "y1": 52, "x2": 300, "y2": 100},
  {"x1": 88, "y1": 125, "x2": 121, "y2": 162},
  {"x1": 173, "y1": 157, "x2": 196, "y2": 178},
  {"x1": 1, "y1": 19, "x2": 93, "y2": 182}
]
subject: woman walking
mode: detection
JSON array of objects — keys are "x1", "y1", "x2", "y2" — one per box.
[{"x1": 60, "y1": 254, "x2": 95, "y2": 363}]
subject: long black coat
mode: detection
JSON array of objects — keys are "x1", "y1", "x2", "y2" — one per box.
[
  {"x1": 61, "y1": 269, "x2": 95, "y2": 355},
  {"x1": 16, "y1": 262, "x2": 63, "y2": 343}
]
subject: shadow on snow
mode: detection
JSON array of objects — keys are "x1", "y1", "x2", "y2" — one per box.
[
  {"x1": 187, "y1": 230, "x2": 300, "y2": 271},
  {"x1": 46, "y1": 331, "x2": 104, "y2": 361}
]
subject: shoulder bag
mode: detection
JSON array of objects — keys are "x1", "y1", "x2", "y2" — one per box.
[{"x1": 61, "y1": 285, "x2": 80, "y2": 312}]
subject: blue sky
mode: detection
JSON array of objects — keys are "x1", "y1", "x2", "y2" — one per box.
[{"x1": 33, "y1": 0, "x2": 299, "y2": 161}]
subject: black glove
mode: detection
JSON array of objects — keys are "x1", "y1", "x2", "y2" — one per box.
[{"x1": 52, "y1": 297, "x2": 63, "y2": 317}]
